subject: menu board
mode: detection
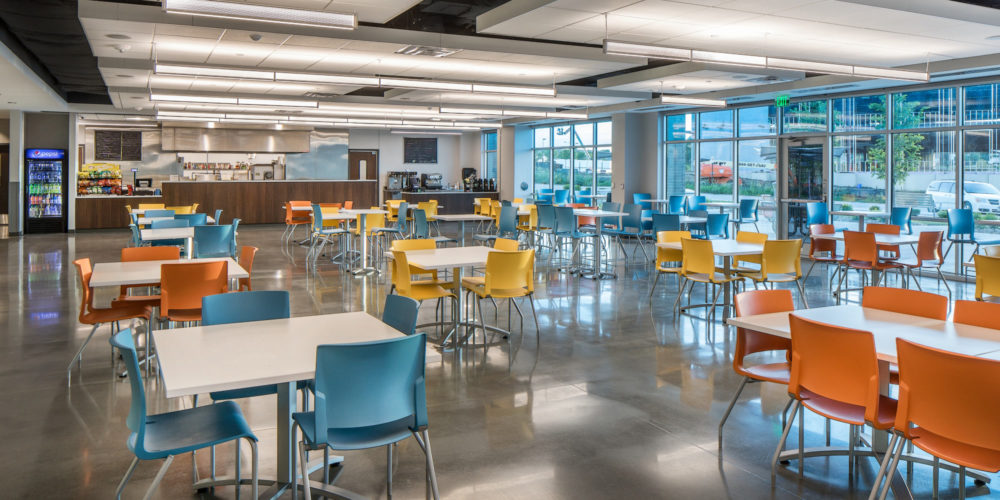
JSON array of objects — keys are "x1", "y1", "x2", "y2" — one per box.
[
  {"x1": 403, "y1": 137, "x2": 437, "y2": 164},
  {"x1": 94, "y1": 130, "x2": 142, "y2": 161}
]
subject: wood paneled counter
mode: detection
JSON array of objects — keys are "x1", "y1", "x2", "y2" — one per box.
[
  {"x1": 397, "y1": 191, "x2": 498, "y2": 215},
  {"x1": 75, "y1": 196, "x2": 164, "y2": 229}
]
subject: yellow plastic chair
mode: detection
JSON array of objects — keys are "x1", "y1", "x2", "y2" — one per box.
[
  {"x1": 737, "y1": 239, "x2": 808, "y2": 307},
  {"x1": 386, "y1": 199, "x2": 404, "y2": 222},
  {"x1": 391, "y1": 250, "x2": 456, "y2": 324},
  {"x1": 649, "y1": 231, "x2": 690, "y2": 301},
  {"x1": 489, "y1": 200, "x2": 502, "y2": 227},
  {"x1": 513, "y1": 198, "x2": 524, "y2": 204},
  {"x1": 391, "y1": 239, "x2": 445, "y2": 287},
  {"x1": 974, "y1": 254, "x2": 1000, "y2": 302},
  {"x1": 167, "y1": 205, "x2": 194, "y2": 215},
  {"x1": 516, "y1": 205, "x2": 537, "y2": 245},
  {"x1": 675, "y1": 238, "x2": 741, "y2": 318},
  {"x1": 191, "y1": 203, "x2": 199, "y2": 213},
  {"x1": 138, "y1": 203, "x2": 165, "y2": 210},
  {"x1": 474, "y1": 198, "x2": 490, "y2": 215},
  {"x1": 124, "y1": 204, "x2": 133, "y2": 224},
  {"x1": 352, "y1": 213, "x2": 386, "y2": 268},
  {"x1": 733, "y1": 231, "x2": 769, "y2": 273},
  {"x1": 493, "y1": 238, "x2": 519, "y2": 251},
  {"x1": 461, "y1": 249, "x2": 539, "y2": 363}
]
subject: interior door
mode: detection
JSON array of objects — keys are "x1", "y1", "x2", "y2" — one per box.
[
  {"x1": 0, "y1": 145, "x2": 9, "y2": 223},
  {"x1": 779, "y1": 137, "x2": 827, "y2": 238},
  {"x1": 348, "y1": 150, "x2": 378, "y2": 181}
]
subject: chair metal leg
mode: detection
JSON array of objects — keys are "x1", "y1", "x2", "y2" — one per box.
[
  {"x1": 234, "y1": 438, "x2": 241, "y2": 500},
  {"x1": 143, "y1": 455, "x2": 175, "y2": 500},
  {"x1": 771, "y1": 399, "x2": 800, "y2": 480},
  {"x1": 248, "y1": 438, "x2": 259, "y2": 500},
  {"x1": 116, "y1": 456, "x2": 140, "y2": 500},
  {"x1": 387, "y1": 444, "x2": 393, "y2": 499},
  {"x1": 68, "y1": 323, "x2": 102, "y2": 386},
  {"x1": 420, "y1": 430, "x2": 441, "y2": 500},
  {"x1": 877, "y1": 435, "x2": 906, "y2": 500},
  {"x1": 797, "y1": 403, "x2": 805, "y2": 477},
  {"x1": 649, "y1": 271, "x2": 661, "y2": 301},
  {"x1": 868, "y1": 432, "x2": 900, "y2": 500},
  {"x1": 718, "y1": 376, "x2": 750, "y2": 448},
  {"x1": 795, "y1": 279, "x2": 810, "y2": 309},
  {"x1": 529, "y1": 295, "x2": 541, "y2": 350},
  {"x1": 299, "y1": 440, "x2": 313, "y2": 500}
]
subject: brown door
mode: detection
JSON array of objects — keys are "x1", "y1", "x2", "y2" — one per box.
[
  {"x1": 348, "y1": 150, "x2": 378, "y2": 180},
  {"x1": 0, "y1": 145, "x2": 9, "y2": 218}
]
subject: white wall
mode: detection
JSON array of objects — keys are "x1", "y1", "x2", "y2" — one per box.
[{"x1": 349, "y1": 129, "x2": 480, "y2": 193}]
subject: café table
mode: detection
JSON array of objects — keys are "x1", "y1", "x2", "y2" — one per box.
[
  {"x1": 140, "y1": 227, "x2": 195, "y2": 258},
  {"x1": 340, "y1": 208, "x2": 388, "y2": 275},
  {"x1": 830, "y1": 210, "x2": 889, "y2": 230},
  {"x1": 432, "y1": 213, "x2": 494, "y2": 246},
  {"x1": 89, "y1": 257, "x2": 247, "y2": 287},
  {"x1": 573, "y1": 208, "x2": 627, "y2": 279},
  {"x1": 137, "y1": 215, "x2": 215, "y2": 225},
  {"x1": 703, "y1": 201, "x2": 740, "y2": 213},
  {"x1": 657, "y1": 238, "x2": 763, "y2": 318},
  {"x1": 636, "y1": 199, "x2": 672, "y2": 211},
  {"x1": 153, "y1": 312, "x2": 418, "y2": 499}
]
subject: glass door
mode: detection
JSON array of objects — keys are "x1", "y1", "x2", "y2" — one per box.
[{"x1": 779, "y1": 137, "x2": 827, "y2": 238}]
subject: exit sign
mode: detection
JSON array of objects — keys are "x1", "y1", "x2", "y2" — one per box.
[{"x1": 775, "y1": 95, "x2": 790, "y2": 107}]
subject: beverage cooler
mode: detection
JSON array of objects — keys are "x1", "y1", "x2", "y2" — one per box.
[{"x1": 24, "y1": 148, "x2": 67, "y2": 233}]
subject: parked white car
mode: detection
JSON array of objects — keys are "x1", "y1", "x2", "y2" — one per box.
[{"x1": 926, "y1": 180, "x2": 1000, "y2": 214}]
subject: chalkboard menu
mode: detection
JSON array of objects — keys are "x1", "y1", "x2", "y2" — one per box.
[
  {"x1": 403, "y1": 137, "x2": 437, "y2": 164},
  {"x1": 95, "y1": 130, "x2": 142, "y2": 161}
]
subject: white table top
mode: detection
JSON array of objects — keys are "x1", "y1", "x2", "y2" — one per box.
[
  {"x1": 637, "y1": 199, "x2": 671, "y2": 203},
  {"x1": 704, "y1": 201, "x2": 740, "y2": 208},
  {"x1": 641, "y1": 216, "x2": 707, "y2": 224},
  {"x1": 811, "y1": 232, "x2": 920, "y2": 245},
  {"x1": 657, "y1": 238, "x2": 764, "y2": 257},
  {"x1": 831, "y1": 210, "x2": 889, "y2": 218},
  {"x1": 726, "y1": 305, "x2": 1000, "y2": 363},
  {"x1": 140, "y1": 227, "x2": 194, "y2": 240},
  {"x1": 154, "y1": 312, "x2": 407, "y2": 398},
  {"x1": 131, "y1": 209, "x2": 200, "y2": 215},
  {"x1": 433, "y1": 213, "x2": 494, "y2": 221},
  {"x1": 341, "y1": 208, "x2": 388, "y2": 215},
  {"x1": 319, "y1": 212, "x2": 356, "y2": 221},
  {"x1": 403, "y1": 246, "x2": 496, "y2": 270},
  {"x1": 90, "y1": 258, "x2": 247, "y2": 287},
  {"x1": 281, "y1": 204, "x2": 312, "y2": 212},
  {"x1": 574, "y1": 209, "x2": 628, "y2": 218},
  {"x1": 138, "y1": 216, "x2": 215, "y2": 225},
  {"x1": 578, "y1": 194, "x2": 610, "y2": 199}
]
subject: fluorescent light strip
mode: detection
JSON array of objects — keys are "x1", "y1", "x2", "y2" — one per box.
[
  {"x1": 692, "y1": 50, "x2": 766, "y2": 67},
  {"x1": 80, "y1": 122, "x2": 159, "y2": 127},
  {"x1": 472, "y1": 83, "x2": 554, "y2": 97},
  {"x1": 853, "y1": 66, "x2": 929, "y2": 82},
  {"x1": 765, "y1": 58, "x2": 853, "y2": 75},
  {"x1": 220, "y1": 118, "x2": 282, "y2": 124},
  {"x1": 151, "y1": 93, "x2": 237, "y2": 104},
  {"x1": 440, "y1": 107, "x2": 502, "y2": 116},
  {"x1": 378, "y1": 78, "x2": 472, "y2": 92},
  {"x1": 276, "y1": 72, "x2": 379, "y2": 86},
  {"x1": 237, "y1": 97, "x2": 317, "y2": 107},
  {"x1": 548, "y1": 112, "x2": 588, "y2": 119},
  {"x1": 155, "y1": 63, "x2": 274, "y2": 80},
  {"x1": 604, "y1": 40, "x2": 691, "y2": 61},
  {"x1": 157, "y1": 116, "x2": 220, "y2": 123},
  {"x1": 661, "y1": 95, "x2": 727, "y2": 107},
  {"x1": 157, "y1": 111, "x2": 224, "y2": 119},
  {"x1": 162, "y1": 0, "x2": 356, "y2": 30},
  {"x1": 390, "y1": 130, "x2": 462, "y2": 136}
]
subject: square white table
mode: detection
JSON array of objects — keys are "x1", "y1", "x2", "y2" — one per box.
[
  {"x1": 154, "y1": 312, "x2": 410, "y2": 499},
  {"x1": 810, "y1": 231, "x2": 920, "y2": 246},
  {"x1": 139, "y1": 227, "x2": 195, "y2": 258},
  {"x1": 432, "y1": 214, "x2": 494, "y2": 246},
  {"x1": 340, "y1": 209, "x2": 389, "y2": 275},
  {"x1": 90, "y1": 257, "x2": 246, "y2": 287},
  {"x1": 657, "y1": 239, "x2": 763, "y2": 318},
  {"x1": 137, "y1": 215, "x2": 215, "y2": 225}
]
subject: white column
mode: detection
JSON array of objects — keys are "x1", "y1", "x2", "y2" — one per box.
[
  {"x1": 8, "y1": 110, "x2": 23, "y2": 234},
  {"x1": 67, "y1": 113, "x2": 78, "y2": 231}
]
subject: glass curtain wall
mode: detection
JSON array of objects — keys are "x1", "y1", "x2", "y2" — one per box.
[
  {"x1": 483, "y1": 130, "x2": 498, "y2": 181},
  {"x1": 532, "y1": 120, "x2": 613, "y2": 199}
]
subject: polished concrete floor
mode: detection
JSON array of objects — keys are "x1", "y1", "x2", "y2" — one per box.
[{"x1": 0, "y1": 224, "x2": 992, "y2": 499}]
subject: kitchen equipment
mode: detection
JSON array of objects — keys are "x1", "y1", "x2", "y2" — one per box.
[
  {"x1": 422, "y1": 173, "x2": 443, "y2": 190},
  {"x1": 24, "y1": 149, "x2": 67, "y2": 233}
]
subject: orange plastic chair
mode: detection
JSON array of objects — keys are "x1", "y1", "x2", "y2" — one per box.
[
  {"x1": 773, "y1": 314, "x2": 895, "y2": 480},
  {"x1": 718, "y1": 289, "x2": 794, "y2": 447},
  {"x1": 284, "y1": 200, "x2": 312, "y2": 242},
  {"x1": 953, "y1": 299, "x2": 1000, "y2": 330},
  {"x1": 805, "y1": 224, "x2": 840, "y2": 283},
  {"x1": 238, "y1": 246, "x2": 258, "y2": 291},
  {"x1": 840, "y1": 230, "x2": 903, "y2": 290},
  {"x1": 897, "y1": 230, "x2": 949, "y2": 295},
  {"x1": 158, "y1": 261, "x2": 228, "y2": 325},
  {"x1": 866, "y1": 223, "x2": 901, "y2": 260},
  {"x1": 871, "y1": 339, "x2": 1000, "y2": 500},
  {"x1": 116, "y1": 246, "x2": 181, "y2": 308},
  {"x1": 861, "y1": 286, "x2": 948, "y2": 320},
  {"x1": 68, "y1": 258, "x2": 150, "y2": 385},
  {"x1": 974, "y1": 254, "x2": 1000, "y2": 302}
]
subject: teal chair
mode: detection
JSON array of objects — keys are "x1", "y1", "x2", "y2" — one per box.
[
  {"x1": 292, "y1": 334, "x2": 440, "y2": 500},
  {"x1": 667, "y1": 195, "x2": 686, "y2": 215},
  {"x1": 145, "y1": 209, "x2": 175, "y2": 218},
  {"x1": 231, "y1": 218, "x2": 240, "y2": 258},
  {"x1": 687, "y1": 195, "x2": 707, "y2": 213},
  {"x1": 737, "y1": 199, "x2": 760, "y2": 232},
  {"x1": 176, "y1": 213, "x2": 208, "y2": 226},
  {"x1": 383, "y1": 294, "x2": 419, "y2": 335},
  {"x1": 110, "y1": 329, "x2": 258, "y2": 499},
  {"x1": 151, "y1": 219, "x2": 189, "y2": 229},
  {"x1": 890, "y1": 207, "x2": 912, "y2": 234},
  {"x1": 553, "y1": 189, "x2": 569, "y2": 205},
  {"x1": 308, "y1": 205, "x2": 347, "y2": 264},
  {"x1": 128, "y1": 223, "x2": 141, "y2": 247},
  {"x1": 193, "y1": 224, "x2": 235, "y2": 258},
  {"x1": 214, "y1": 208, "x2": 223, "y2": 225},
  {"x1": 633, "y1": 192, "x2": 652, "y2": 205}
]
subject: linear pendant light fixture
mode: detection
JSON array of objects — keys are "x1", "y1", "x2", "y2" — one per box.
[
  {"x1": 603, "y1": 40, "x2": 929, "y2": 82},
  {"x1": 440, "y1": 107, "x2": 588, "y2": 119},
  {"x1": 659, "y1": 96, "x2": 727, "y2": 107},
  {"x1": 150, "y1": 93, "x2": 318, "y2": 107},
  {"x1": 153, "y1": 63, "x2": 556, "y2": 97},
  {"x1": 162, "y1": 0, "x2": 356, "y2": 30}
]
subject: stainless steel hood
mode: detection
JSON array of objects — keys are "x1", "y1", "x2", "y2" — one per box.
[{"x1": 161, "y1": 127, "x2": 311, "y2": 153}]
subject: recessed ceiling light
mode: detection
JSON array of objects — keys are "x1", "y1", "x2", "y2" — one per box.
[
  {"x1": 116, "y1": 74, "x2": 134, "y2": 78},
  {"x1": 106, "y1": 34, "x2": 131, "y2": 40}
]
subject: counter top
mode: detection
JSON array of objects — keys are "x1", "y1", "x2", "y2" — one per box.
[
  {"x1": 77, "y1": 194, "x2": 162, "y2": 199},
  {"x1": 162, "y1": 179, "x2": 376, "y2": 183},
  {"x1": 397, "y1": 190, "x2": 498, "y2": 194}
]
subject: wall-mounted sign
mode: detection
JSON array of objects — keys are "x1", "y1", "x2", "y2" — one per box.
[
  {"x1": 95, "y1": 130, "x2": 142, "y2": 161},
  {"x1": 775, "y1": 95, "x2": 791, "y2": 108}
]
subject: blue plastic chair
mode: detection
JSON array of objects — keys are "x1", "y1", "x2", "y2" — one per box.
[
  {"x1": 806, "y1": 202, "x2": 829, "y2": 226},
  {"x1": 553, "y1": 189, "x2": 569, "y2": 205},
  {"x1": 737, "y1": 199, "x2": 760, "y2": 232},
  {"x1": 145, "y1": 209, "x2": 175, "y2": 218},
  {"x1": 231, "y1": 218, "x2": 240, "y2": 258},
  {"x1": 702, "y1": 213, "x2": 730, "y2": 239},
  {"x1": 890, "y1": 207, "x2": 912, "y2": 234},
  {"x1": 687, "y1": 209, "x2": 709, "y2": 237},
  {"x1": 151, "y1": 219, "x2": 189, "y2": 229},
  {"x1": 176, "y1": 213, "x2": 208, "y2": 226},
  {"x1": 608, "y1": 203, "x2": 648, "y2": 261},
  {"x1": 193, "y1": 224, "x2": 235, "y2": 258},
  {"x1": 574, "y1": 188, "x2": 591, "y2": 204},
  {"x1": 309, "y1": 205, "x2": 347, "y2": 263},
  {"x1": 214, "y1": 209, "x2": 223, "y2": 225},
  {"x1": 945, "y1": 208, "x2": 1000, "y2": 260},
  {"x1": 292, "y1": 334, "x2": 439, "y2": 500},
  {"x1": 110, "y1": 329, "x2": 258, "y2": 499},
  {"x1": 651, "y1": 213, "x2": 681, "y2": 234},
  {"x1": 633, "y1": 193, "x2": 652, "y2": 206},
  {"x1": 383, "y1": 294, "x2": 419, "y2": 336},
  {"x1": 128, "y1": 223, "x2": 141, "y2": 247},
  {"x1": 474, "y1": 205, "x2": 518, "y2": 244},
  {"x1": 640, "y1": 209, "x2": 654, "y2": 233},
  {"x1": 668, "y1": 195, "x2": 687, "y2": 215},
  {"x1": 535, "y1": 188, "x2": 554, "y2": 204},
  {"x1": 687, "y1": 195, "x2": 707, "y2": 213},
  {"x1": 552, "y1": 206, "x2": 595, "y2": 268}
]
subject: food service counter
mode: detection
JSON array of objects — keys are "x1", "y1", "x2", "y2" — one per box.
[{"x1": 396, "y1": 191, "x2": 499, "y2": 215}]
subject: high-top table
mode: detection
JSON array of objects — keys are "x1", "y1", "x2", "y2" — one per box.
[
  {"x1": 153, "y1": 312, "x2": 411, "y2": 499},
  {"x1": 340, "y1": 208, "x2": 388, "y2": 275},
  {"x1": 573, "y1": 208, "x2": 628, "y2": 279},
  {"x1": 657, "y1": 239, "x2": 763, "y2": 318},
  {"x1": 140, "y1": 227, "x2": 195, "y2": 258},
  {"x1": 432, "y1": 213, "x2": 494, "y2": 246}
]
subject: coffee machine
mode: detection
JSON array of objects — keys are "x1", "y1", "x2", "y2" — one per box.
[{"x1": 421, "y1": 173, "x2": 443, "y2": 190}]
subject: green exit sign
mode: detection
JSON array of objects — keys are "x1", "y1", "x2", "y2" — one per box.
[{"x1": 775, "y1": 95, "x2": 790, "y2": 107}]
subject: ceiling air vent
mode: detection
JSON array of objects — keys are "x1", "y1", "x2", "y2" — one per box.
[
  {"x1": 304, "y1": 92, "x2": 343, "y2": 98},
  {"x1": 394, "y1": 45, "x2": 461, "y2": 58}
]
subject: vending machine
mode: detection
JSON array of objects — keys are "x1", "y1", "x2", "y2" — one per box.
[{"x1": 24, "y1": 148, "x2": 67, "y2": 233}]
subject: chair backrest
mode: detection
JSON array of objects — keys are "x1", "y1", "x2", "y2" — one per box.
[
  {"x1": 193, "y1": 224, "x2": 235, "y2": 258},
  {"x1": 343, "y1": 200, "x2": 354, "y2": 209},
  {"x1": 843, "y1": 230, "x2": 877, "y2": 264},
  {"x1": 286, "y1": 200, "x2": 311, "y2": 224},
  {"x1": 553, "y1": 189, "x2": 569, "y2": 205},
  {"x1": 865, "y1": 223, "x2": 900, "y2": 235},
  {"x1": 761, "y1": 239, "x2": 802, "y2": 277},
  {"x1": 553, "y1": 206, "x2": 575, "y2": 234},
  {"x1": 202, "y1": 290, "x2": 290, "y2": 326},
  {"x1": 668, "y1": 195, "x2": 686, "y2": 214},
  {"x1": 687, "y1": 195, "x2": 707, "y2": 213},
  {"x1": 621, "y1": 203, "x2": 642, "y2": 231},
  {"x1": 489, "y1": 200, "x2": 502, "y2": 220},
  {"x1": 733, "y1": 289, "x2": 794, "y2": 369},
  {"x1": 138, "y1": 203, "x2": 165, "y2": 210},
  {"x1": 601, "y1": 201, "x2": 620, "y2": 213},
  {"x1": 498, "y1": 205, "x2": 518, "y2": 237},
  {"x1": 151, "y1": 219, "x2": 189, "y2": 229},
  {"x1": 109, "y1": 329, "x2": 149, "y2": 454},
  {"x1": 953, "y1": 299, "x2": 1000, "y2": 329},
  {"x1": 974, "y1": 254, "x2": 1000, "y2": 300},
  {"x1": 512, "y1": 198, "x2": 523, "y2": 204},
  {"x1": 313, "y1": 334, "x2": 427, "y2": 430},
  {"x1": 392, "y1": 238, "x2": 436, "y2": 251},
  {"x1": 74, "y1": 258, "x2": 96, "y2": 319},
  {"x1": 416, "y1": 201, "x2": 435, "y2": 220},
  {"x1": 167, "y1": 205, "x2": 194, "y2": 215},
  {"x1": 890, "y1": 207, "x2": 912, "y2": 234},
  {"x1": 518, "y1": 204, "x2": 538, "y2": 229},
  {"x1": 128, "y1": 224, "x2": 141, "y2": 246},
  {"x1": 914, "y1": 230, "x2": 944, "y2": 264},
  {"x1": 739, "y1": 198, "x2": 759, "y2": 220},
  {"x1": 861, "y1": 286, "x2": 948, "y2": 320},
  {"x1": 396, "y1": 202, "x2": 410, "y2": 231},
  {"x1": 735, "y1": 231, "x2": 768, "y2": 245},
  {"x1": 214, "y1": 208, "x2": 223, "y2": 224},
  {"x1": 145, "y1": 209, "x2": 175, "y2": 218},
  {"x1": 122, "y1": 246, "x2": 180, "y2": 261},
  {"x1": 806, "y1": 202, "x2": 829, "y2": 225},
  {"x1": 383, "y1": 294, "x2": 420, "y2": 335},
  {"x1": 160, "y1": 261, "x2": 228, "y2": 315},
  {"x1": 809, "y1": 223, "x2": 837, "y2": 256},
  {"x1": 494, "y1": 238, "x2": 519, "y2": 251},
  {"x1": 652, "y1": 213, "x2": 680, "y2": 233},
  {"x1": 391, "y1": 250, "x2": 417, "y2": 295},
  {"x1": 537, "y1": 204, "x2": 555, "y2": 230},
  {"x1": 681, "y1": 237, "x2": 716, "y2": 275},
  {"x1": 311, "y1": 203, "x2": 326, "y2": 232},
  {"x1": 501, "y1": 199, "x2": 512, "y2": 207},
  {"x1": 412, "y1": 209, "x2": 430, "y2": 238},
  {"x1": 655, "y1": 230, "x2": 689, "y2": 265},
  {"x1": 176, "y1": 213, "x2": 208, "y2": 226},
  {"x1": 705, "y1": 213, "x2": 729, "y2": 238},
  {"x1": 788, "y1": 314, "x2": 881, "y2": 422},
  {"x1": 238, "y1": 245, "x2": 257, "y2": 291},
  {"x1": 894, "y1": 338, "x2": 1000, "y2": 450},
  {"x1": 633, "y1": 193, "x2": 651, "y2": 205},
  {"x1": 484, "y1": 249, "x2": 535, "y2": 295},
  {"x1": 947, "y1": 208, "x2": 975, "y2": 238}
]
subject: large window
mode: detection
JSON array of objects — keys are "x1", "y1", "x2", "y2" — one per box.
[
  {"x1": 482, "y1": 130, "x2": 498, "y2": 181},
  {"x1": 532, "y1": 120, "x2": 612, "y2": 197},
  {"x1": 831, "y1": 134, "x2": 886, "y2": 216},
  {"x1": 700, "y1": 110, "x2": 733, "y2": 139},
  {"x1": 739, "y1": 106, "x2": 776, "y2": 136},
  {"x1": 961, "y1": 128, "x2": 1000, "y2": 264},
  {"x1": 783, "y1": 100, "x2": 827, "y2": 134},
  {"x1": 893, "y1": 88, "x2": 956, "y2": 129},
  {"x1": 699, "y1": 141, "x2": 734, "y2": 202},
  {"x1": 833, "y1": 95, "x2": 886, "y2": 132}
]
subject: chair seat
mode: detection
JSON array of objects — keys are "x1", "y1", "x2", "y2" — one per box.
[
  {"x1": 558, "y1": 231, "x2": 596, "y2": 239},
  {"x1": 210, "y1": 380, "x2": 310, "y2": 401},
  {"x1": 683, "y1": 272, "x2": 740, "y2": 284},
  {"x1": 461, "y1": 280, "x2": 531, "y2": 299},
  {"x1": 844, "y1": 259, "x2": 902, "y2": 271},
  {"x1": 737, "y1": 361, "x2": 790, "y2": 385},
  {"x1": 400, "y1": 284, "x2": 455, "y2": 302},
  {"x1": 516, "y1": 225, "x2": 535, "y2": 232},
  {"x1": 293, "y1": 412, "x2": 415, "y2": 451},
  {"x1": 739, "y1": 271, "x2": 800, "y2": 283},
  {"x1": 656, "y1": 263, "x2": 682, "y2": 273},
  {"x1": 430, "y1": 236, "x2": 457, "y2": 244},
  {"x1": 133, "y1": 400, "x2": 255, "y2": 459},
  {"x1": 112, "y1": 295, "x2": 162, "y2": 309},
  {"x1": 82, "y1": 302, "x2": 150, "y2": 324},
  {"x1": 976, "y1": 238, "x2": 1000, "y2": 246},
  {"x1": 909, "y1": 426, "x2": 1000, "y2": 473},
  {"x1": 152, "y1": 306, "x2": 202, "y2": 323},
  {"x1": 799, "y1": 387, "x2": 896, "y2": 429},
  {"x1": 315, "y1": 228, "x2": 347, "y2": 236},
  {"x1": 472, "y1": 234, "x2": 498, "y2": 241},
  {"x1": 896, "y1": 258, "x2": 941, "y2": 269}
]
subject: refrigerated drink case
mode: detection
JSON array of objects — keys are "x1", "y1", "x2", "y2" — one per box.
[{"x1": 25, "y1": 148, "x2": 67, "y2": 233}]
